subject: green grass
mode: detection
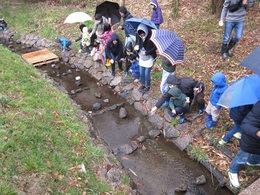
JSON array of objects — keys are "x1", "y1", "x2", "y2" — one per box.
[{"x1": 0, "y1": 45, "x2": 125, "y2": 193}]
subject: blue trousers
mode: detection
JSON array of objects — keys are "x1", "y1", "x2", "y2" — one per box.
[{"x1": 229, "y1": 150, "x2": 260, "y2": 173}]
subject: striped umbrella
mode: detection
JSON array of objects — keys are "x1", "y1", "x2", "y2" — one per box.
[{"x1": 150, "y1": 29, "x2": 184, "y2": 65}]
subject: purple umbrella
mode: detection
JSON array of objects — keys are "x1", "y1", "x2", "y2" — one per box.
[{"x1": 150, "y1": 29, "x2": 184, "y2": 66}]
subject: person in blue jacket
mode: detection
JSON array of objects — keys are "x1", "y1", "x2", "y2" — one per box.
[
  {"x1": 105, "y1": 32, "x2": 124, "y2": 76},
  {"x1": 128, "y1": 54, "x2": 140, "y2": 81},
  {"x1": 55, "y1": 37, "x2": 72, "y2": 52},
  {"x1": 228, "y1": 101, "x2": 260, "y2": 188},
  {"x1": 150, "y1": 0, "x2": 164, "y2": 29},
  {"x1": 118, "y1": 6, "x2": 135, "y2": 45},
  {"x1": 204, "y1": 72, "x2": 227, "y2": 128}
]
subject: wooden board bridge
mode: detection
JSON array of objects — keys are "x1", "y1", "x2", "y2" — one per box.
[{"x1": 21, "y1": 49, "x2": 59, "y2": 67}]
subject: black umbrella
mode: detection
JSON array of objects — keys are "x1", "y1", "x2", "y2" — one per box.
[
  {"x1": 239, "y1": 46, "x2": 260, "y2": 75},
  {"x1": 95, "y1": 1, "x2": 121, "y2": 26}
]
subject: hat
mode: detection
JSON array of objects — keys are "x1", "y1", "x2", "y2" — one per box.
[
  {"x1": 119, "y1": 6, "x2": 127, "y2": 14},
  {"x1": 167, "y1": 75, "x2": 180, "y2": 85}
]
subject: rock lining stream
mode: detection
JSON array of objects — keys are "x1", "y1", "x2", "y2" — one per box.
[{"x1": 0, "y1": 31, "x2": 234, "y2": 195}]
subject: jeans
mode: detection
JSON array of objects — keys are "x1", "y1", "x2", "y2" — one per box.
[
  {"x1": 160, "y1": 69, "x2": 174, "y2": 94},
  {"x1": 223, "y1": 120, "x2": 241, "y2": 142},
  {"x1": 223, "y1": 21, "x2": 244, "y2": 44},
  {"x1": 139, "y1": 66, "x2": 152, "y2": 87},
  {"x1": 229, "y1": 150, "x2": 260, "y2": 173}
]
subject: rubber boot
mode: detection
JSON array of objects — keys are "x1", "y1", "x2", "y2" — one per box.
[
  {"x1": 204, "y1": 114, "x2": 212, "y2": 122},
  {"x1": 179, "y1": 114, "x2": 186, "y2": 124},
  {"x1": 205, "y1": 120, "x2": 216, "y2": 129},
  {"x1": 221, "y1": 44, "x2": 228, "y2": 60},
  {"x1": 227, "y1": 39, "x2": 236, "y2": 57}
]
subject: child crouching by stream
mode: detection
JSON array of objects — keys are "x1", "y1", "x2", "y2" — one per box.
[{"x1": 128, "y1": 54, "x2": 140, "y2": 82}]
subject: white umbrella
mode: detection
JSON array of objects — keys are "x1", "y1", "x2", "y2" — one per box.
[{"x1": 64, "y1": 12, "x2": 92, "y2": 24}]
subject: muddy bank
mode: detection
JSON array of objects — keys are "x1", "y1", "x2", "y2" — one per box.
[{"x1": 0, "y1": 30, "x2": 234, "y2": 194}]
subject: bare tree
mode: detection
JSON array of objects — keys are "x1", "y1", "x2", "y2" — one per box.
[{"x1": 211, "y1": 0, "x2": 225, "y2": 16}]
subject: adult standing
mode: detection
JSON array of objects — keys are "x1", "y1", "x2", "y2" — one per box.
[
  {"x1": 166, "y1": 75, "x2": 205, "y2": 114},
  {"x1": 228, "y1": 101, "x2": 260, "y2": 188},
  {"x1": 160, "y1": 57, "x2": 176, "y2": 95},
  {"x1": 150, "y1": 0, "x2": 164, "y2": 29},
  {"x1": 134, "y1": 24, "x2": 157, "y2": 93},
  {"x1": 219, "y1": 0, "x2": 254, "y2": 60},
  {"x1": 118, "y1": 6, "x2": 135, "y2": 45},
  {"x1": 90, "y1": 14, "x2": 109, "y2": 44}
]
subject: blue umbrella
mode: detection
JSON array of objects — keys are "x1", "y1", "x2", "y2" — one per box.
[
  {"x1": 150, "y1": 29, "x2": 184, "y2": 66},
  {"x1": 217, "y1": 74, "x2": 260, "y2": 108},
  {"x1": 239, "y1": 46, "x2": 260, "y2": 75},
  {"x1": 124, "y1": 17, "x2": 157, "y2": 36}
]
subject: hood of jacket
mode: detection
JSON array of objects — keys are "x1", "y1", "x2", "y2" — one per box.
[
  {"x1": 125, "y1": 41, "x2": 133, "y2": 51},
  {"x1": 110, "y1": 33, "x2": 120, "y2": 42},
  {"x1": 168, "y1": 87, "x2": 183, "y2": 99},
  {"x1": 167, "y1": 75, "x2": 180, "y2": 85},
  {"x1": 137, "y1": 23, "x2": 148, "y2": 40},
  {"x1": 150, "y1": 0, "x2": 158, "y2": 8},
  {"x1": 211, "y1": 72, "x2": 226, "y2": 88}
]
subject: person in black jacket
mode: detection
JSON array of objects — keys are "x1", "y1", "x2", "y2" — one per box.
[
  {"x1": 134, "y1": 24, "x2": 157, "y2": 93},
  {"x1": 162, "y1": 75, "x2": 205, "y2": 114},
  {"x1": 118, "y1": 6, "x2": 135, "y2": 45},
  {"x1": 105, "y1": 32, "x2": 124, "y2": 76},
  {"x1": 228, "y1": 101, "x2": 260, "y2": 188},
  {"x1": 219, "y1": 104, "x2": 253, "y2": 145}
]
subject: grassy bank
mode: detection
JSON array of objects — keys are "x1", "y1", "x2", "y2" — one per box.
[{"x1": 0, "y1": 45, "x2": 123, "y2": 194}]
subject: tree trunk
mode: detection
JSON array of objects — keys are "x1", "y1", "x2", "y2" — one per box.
[{"x1": 211, "y1": 0, "x2": 225, "y2": 16}]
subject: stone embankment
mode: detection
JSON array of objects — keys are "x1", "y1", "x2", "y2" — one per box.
[{"x1": 1, "y1": 30, "x2": 259, "y2": 194}]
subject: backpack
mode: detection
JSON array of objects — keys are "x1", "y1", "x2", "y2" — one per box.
[
  {"x1": 82, "y1": 27, "x2": 91, "y2": 47},
  {"x1": 228, "y1": 0, "x2": 243, "y2": 12}
]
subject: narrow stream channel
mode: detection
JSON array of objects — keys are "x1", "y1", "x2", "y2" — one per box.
[{"x1": 2, "y1": 40, "x2": 234, "y2": 195}]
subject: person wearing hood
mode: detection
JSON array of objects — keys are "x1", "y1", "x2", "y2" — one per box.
[
  {"x1": 165, "y1": 75, "x2": 205, "y2": 114},
  {"x1": 204, "y1": 72, "x2": 227, "y2": 128},
  {"x1": 228, "y1": 101, "x2": 260, "y2": 188},
  {"x1": 118, "y1": 6, "x2": 135, "y2": 45},
  {"x1": 55, "y1": 37, "x2": 72, "y2": 52},
  {"x1": 134, "y1": 23, "x2": 157, "y2": 93},
  {"x1": 150, "y1": 0, "x2": 164, "y2": 29},
  {"x1": 105, "y1": 32, "x2": 124, "y2": 76},
  {"x1": 151, "y1": 78, "x2": 190, "y2": 124}
]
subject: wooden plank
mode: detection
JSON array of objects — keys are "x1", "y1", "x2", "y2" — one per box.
[{"x1": 21, "y1": 49, "x2": 59, "y2": 66}]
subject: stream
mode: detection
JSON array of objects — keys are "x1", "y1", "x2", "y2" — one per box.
[{"x1": 1, "y1": 38, "x2": 234, "y2": 195}]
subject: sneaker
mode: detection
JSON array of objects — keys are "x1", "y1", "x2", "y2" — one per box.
[
  {"x1": 218, "y1": 139, "x2": 227, "y2": 145},
  {"x1": 124, "y1": 72, "x2": 128, "y2": 78},
  {"x1": 112, "y1": 72, "x2": 115, "y2": 77},
  {"x1": 246, "y1": 162, "x2": 260, "y2": 166},
  {"x1": 233, "y1": 132, "x2": 241, "y2": 139},
  {"x1": 134, "y1": 79, "x2": 139, "y2": 83},
  {"x1": 78, "y1": 49, "x2": 82, "y2": 53},
  {"x1": 228, "y1": 172, "x2": 240, "y2": 188}
]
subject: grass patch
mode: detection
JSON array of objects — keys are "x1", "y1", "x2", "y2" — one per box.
[
  {"x1": 0, "y1": 45, "x2": 120, "y2": 193},
  {"x1": 187, "y1": 146, "x2": 209, "y2": 163}
]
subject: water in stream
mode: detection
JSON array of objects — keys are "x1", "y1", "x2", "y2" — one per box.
[{"x1": 2, "y1": 40, "x2": 234, "y2": 195}]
